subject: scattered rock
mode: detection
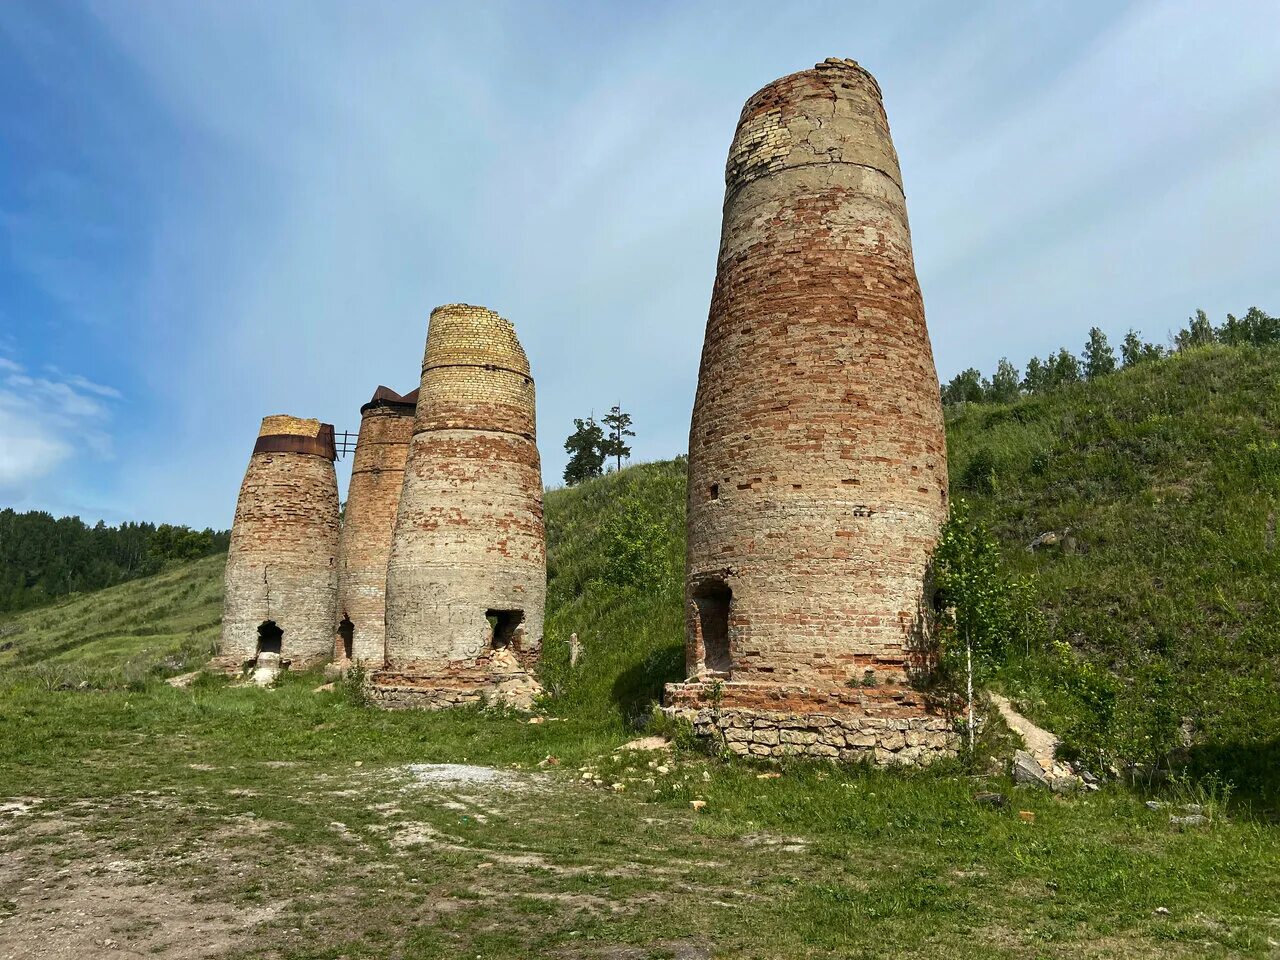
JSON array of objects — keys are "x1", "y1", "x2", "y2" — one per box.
[
  {"x1": 1155, "y1": 907, "x2": 1170, "y2": 915},
  {"x1": 1018, "y1": 810, "x2": 1036, "y2": 824},
  {"x1": 689, "y1": 800, "x2": 707, "y2": 812},
  {"x1": 537, "y1": 755, "x2": 560, "y2": 767},
  {"x1": 611, "y1": 782, "x2": 625, "y2": 793},
  {"x1": 620, "y1": 736, "x2": 671, "y2": 752},
  {"x1": 165, "y1": 671, "x2": 200, "y2": 689},
  {"x1": 312, "y1": 682, "x2": 335, "y2": 693},
  {"x1": 1026, "y1": 529, "x2": 1076, "y2": 553},
  {"x1": 973, "y1": 791, "x2": 1007, "y2": 808},
  {"x1": 1145, "y1": 800, "x2": 1166, "y2": 811},
  {"x1": 527, "y1": 716, "x2": 545, "y2": 725},
  {"x1": 1012, "y1": 750, "x2": 1048, "y2": 787},
  {"x1": 756, "y1": 772, "x2": 782, "y2": 780},
  {"x1": 1170, "y1": 814, "x2": 1210, "y2": 829}
]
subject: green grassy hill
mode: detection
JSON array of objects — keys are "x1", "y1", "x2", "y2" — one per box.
[
  {"x1": 0, "y1": 553, "x2": 223, "y2": 686},
  {"x1": 946, "y1": 344, "x2": 1279, "y2": 796}
]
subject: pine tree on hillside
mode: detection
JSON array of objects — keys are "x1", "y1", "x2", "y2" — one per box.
[
  {"x1": 601, "y1": 405, "x2": 635, "y2": 472},
  {"x1": 1082, "y1": 327, "x2": 1116, "y2": 379},
  {"x1": 563, "y1": 417, "x2": 606, "y2": 485}
]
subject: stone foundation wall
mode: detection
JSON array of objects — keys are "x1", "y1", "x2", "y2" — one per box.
[
  {"x1": 665, "y1": 678, "x2": 957, "y2": 764},
  {"x1": 220, "y1": 415, "x2": 340, "y2": 668},
  {"x1": 673, "y1": 707, "x2": 957, "y2": 765}
]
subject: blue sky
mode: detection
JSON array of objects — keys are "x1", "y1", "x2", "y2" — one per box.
[{"x1": 2, "y1": 1, "x2": 1278, "y2": 529}]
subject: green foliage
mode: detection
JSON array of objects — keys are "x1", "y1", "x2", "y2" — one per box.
[
  {"x1": 948, "y1": 306, "x2": 1277, "y2": 409},
  {"x1": 1176, "y1": 308, "x2": 1217, "y2": 351},
  {"x1": 932, "y1": 499, "x2": 1044, "y2": 685},
  {"x1": 940, "y1": 367, "x2": 984, "y2": 405},
  {"x1": 1082, "y1": 327, "x2": 1116, "y2": 379},
  {"x1": 562, "y1": 416, "x2": 606, "y2": 485},
  {"x1": 541, "y1": 459, "x2": 686, "y2": 726},
  {"x1": 987, "y1": 358, "x2": 1020, "y2": 403},
  {"x1": 338, "y1": 661, "x2": 372, "y2": 707},
  {"x1": 948, "y1": 342, "x2": 1280, "y2": 804},
  {"x1": 600, "y1": 404, "x2": 635, "y2": 472},
  {"x1": 0, "y1": 508, "x2": 228, "y2": 614}
]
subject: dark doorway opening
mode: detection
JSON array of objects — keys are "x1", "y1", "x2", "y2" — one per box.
[
  {"x1": 486, "y1": 610, "x2": 525, "y2": 650},
  {"x1": 256, "y1": 620, "x2": 283, "y2": 656},
  {"x1": 338, "y1": 617, "x2": 354, "y2": 660},
  {"x1": 694, "y1": 581, "x2": 731, "y2": 676}
]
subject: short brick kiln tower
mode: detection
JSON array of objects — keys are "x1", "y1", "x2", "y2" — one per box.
[
  {"x1": 664, "y1": 59, "x2": 955, "y2": 764},
  {"x1": 333, "y1": 386, "x2": 418, "y2": 666},
  {"x1": 373, "y1": 304, "x2": 546, "y2": 708},
  {"x1": 218, "y1": 415, "x2": 341, "y2": 676}
]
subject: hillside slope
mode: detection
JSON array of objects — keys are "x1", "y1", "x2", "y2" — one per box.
[
  {"x1": 0, "y1": 554, "x2": 223, "y2": 685},
  {"x1": 948, "y1": 344, "x2": 1279, "y2": 786}
]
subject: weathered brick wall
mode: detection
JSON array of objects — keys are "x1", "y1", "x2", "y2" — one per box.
[
  {"x1": 379, "y1": 304, "x2": 545, "y2": 707},
  {"x1": 334, "y1": 389, "x2": 416, "y2": 664},
  {"x1": 668, "y1": 59, "x2": 953, "y2": 760},
  {"x1": 219, "y1": 415, "x2": 340, "y2": 669}
]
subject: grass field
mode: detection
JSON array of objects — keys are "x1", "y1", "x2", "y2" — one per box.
[
  {"x1": 2, "y1": 674, "x2": 1278, "y2": 959},
  {"x1": 2, "y1": 345, "x2": 1279, "y2": 957}
]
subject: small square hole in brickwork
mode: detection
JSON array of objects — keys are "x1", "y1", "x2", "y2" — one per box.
[
  {"x1": 487, "y1": 610, "x2": 525, "y2": 649},
  {"x1": 337, "y1": 617, "x2": 354, "y2": 659},
  {"x1": 709, "y1": 484, "x2": 719, "y2": 500},
  {"x1": 693, "y1": 581, "x2": 731, "y2": 676},
  {"x1": 256, "y1": 621, "x2": 283, "y2": 656}
]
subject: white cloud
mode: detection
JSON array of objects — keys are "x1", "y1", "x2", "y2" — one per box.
[{"x1": 0, "y1": 358, "x2": 120, "y2": 495}]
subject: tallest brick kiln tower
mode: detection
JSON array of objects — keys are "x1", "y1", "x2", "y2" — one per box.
[{"x1": 666, "y1": 59, "x2": 954, "y2": 764}]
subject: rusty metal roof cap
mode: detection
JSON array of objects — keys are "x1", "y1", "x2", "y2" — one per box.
[{"x1": 360, "y1": 385, "x2": 419, "y2": 415}]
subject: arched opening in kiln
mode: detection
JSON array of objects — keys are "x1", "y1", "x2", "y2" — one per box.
[
  {"x1": 486, "y1": 610, "x2": 525, "y2": 650},
  {"x1": 256, "y1": 620, "x2": 283, "y2": 656},
  {"x1": 693, "y1": 581, "x2": 732, "y2": 677},
  {"x1": 337, "y1": 617, "x2": 354, "y2": 660}
]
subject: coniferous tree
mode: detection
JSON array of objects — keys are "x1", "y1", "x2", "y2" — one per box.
[
  {"x1": 600, "y1": 405, "x2": 635, "y2": 472},
  {"x1": 562, "y1": 417, "x2": 606, "y2": 485},
  {"x1": 1081, "y1": 327, "x2": 1116, "y2": 379}
]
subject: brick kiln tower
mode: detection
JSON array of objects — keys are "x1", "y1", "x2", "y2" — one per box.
[
  {"x1": 374, "y1": 304, "x2": 545, "y2": 708},
  {"x1": 333, "y1": 386, "x2": 418, "y2": 665},
  {"x1": 218, "y1": 415, "x2": 340, "y2": 675},
  {"x1": 665, "y1": 59, "x2": 954, "y2": 764}
]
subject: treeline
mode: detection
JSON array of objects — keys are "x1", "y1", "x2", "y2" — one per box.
[
  {"x1": 0, "y1": 509, "x2": 229, "y2": 614},
  {"x1": 942, "y1": 306, "x2": 1279, "y2": 406}
]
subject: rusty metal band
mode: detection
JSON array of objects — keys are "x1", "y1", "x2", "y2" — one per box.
[{"x1": 254, "y1": 428, "x2": 337, "y2": 461}]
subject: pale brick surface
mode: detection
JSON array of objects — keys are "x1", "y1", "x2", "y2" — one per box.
[
  {"x1": 667, "y1": 59, "x2": 953, "y2": 761},
  {"x1": 333, "y1": 389, "x2": 416, "y2": 664},
  {"x1": 218, "y1": 415, "x2": 340, "y2": 669},
  {"x1": 377, "y1": 304, "x2": 545, "y2": 708}
]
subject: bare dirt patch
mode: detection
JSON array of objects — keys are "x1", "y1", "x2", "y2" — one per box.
[{"x1": 0, "y1": 845, "x2": 276, "y2": 960}]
